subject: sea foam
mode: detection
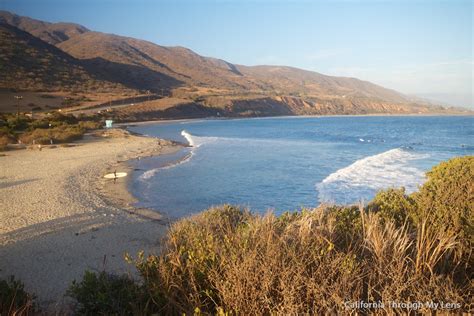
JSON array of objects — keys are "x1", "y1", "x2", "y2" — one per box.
[
  {"x1": 316, "y1": 148, "x2": 429, "y2": 204},
  {"x1": 181, "y1": 130, "x2": 218, "y2": 147},
  {"x1": 181, "y1": 130, "x2": 196, "y2": 146},
  {"x1": 140, "y1": 168, "x2": 160, "y2": 180},
  {"x1": 138, "y1": 131, "x2": 214, "y2": 182},
  {"x1": 138, "y1": 150, "x2": 195, "y2": 182}
]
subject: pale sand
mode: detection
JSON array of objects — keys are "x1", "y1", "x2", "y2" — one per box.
[{"x1": 0, "y1": 129, "x2": 181, "y2": 309}]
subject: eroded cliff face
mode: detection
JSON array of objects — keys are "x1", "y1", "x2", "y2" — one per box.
[{"x1": 199, "y1": 95, "x2": 450, "y2": 118}]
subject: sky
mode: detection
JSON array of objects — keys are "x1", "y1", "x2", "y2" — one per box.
[{"x1": 1, "y1": 0, "x2": 472, "y2": 108}]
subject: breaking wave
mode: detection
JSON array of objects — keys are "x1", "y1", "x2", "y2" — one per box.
[
  {"x1": 316, "y1": 148, "x2": 429, "y2": 204},
  {"x1": 138, "y1": 131, "x2": 216, "y2": 182},
  {"x1": 140, "y1": 167, "x2": 160, "y2": 180},
  {"x1": 181, "y1": 130, "x2": 196, "y2": 146},
  {"x1": 181, "y1": 130, "x2": 218, "y2": 147},
  {"x1": 138, "y1": 151, "x2": 194, "y2": 181}
]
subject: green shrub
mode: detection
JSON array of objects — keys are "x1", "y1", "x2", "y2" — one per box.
[
  {"x1": 413, "y1": 156, "x2": 473, "y2": 228},
  {"x1": 0, "y1": 276, "x2": 36, "y2": 315},
  {"x1": 28, "y1": 119, "x2": 50, "y2": 130},
  {"x1": 0, "y1": 117, "x2": 7, "y2": 128},
  {"x1": 367, "y1": 187, "x2": 416, "y2": 227},
  {"x1": 329, "y1": 205, "x2": 363, "y2": 247},
  {"x1": 67, "y1": 271, "x2": 145, "y2": 316},
  {"x1": 412, "y1": 156, "x2": 473, "y2": 271},
  {"x1": 6, "y1": 115, "x2": 31, "y2": 131}
]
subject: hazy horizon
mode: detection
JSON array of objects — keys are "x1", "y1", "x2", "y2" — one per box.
[{"x1": 2, "y1": 0, "x2": 472, "y2": 108}]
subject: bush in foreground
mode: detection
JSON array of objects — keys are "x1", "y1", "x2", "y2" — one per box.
[
  {"x1": 132, "y1": 206, "x2": 469, "y2": 314},
  {"x1": 0, "y1": 276, "x2": 35, "y2": 315},
  {"x1": 69, "y1": 156, "x2": 473, "y2": 314},
  {"x1": 413, "y1": 156, "x2": 473, "y2": 271},
  {"x1": 367, "y1": 187, "x2": 416, "y2": 227},
  {"x1": 67, "y1": 271, "x2": 145, "y2": 316}
]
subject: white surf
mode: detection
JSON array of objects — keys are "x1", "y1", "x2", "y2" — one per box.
[{"x1": 316, "y1": 148, "x2": 429, "y2": 204}]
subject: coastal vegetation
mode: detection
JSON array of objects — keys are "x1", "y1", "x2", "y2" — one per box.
[
  {"x1": 59, "y1": 155, "x2": 471, "y2": 314},
  {"x1": 0, "y1": 112, "x2": 102, "y2": 148},
  {"x1": 0, "y1": 276, "x2": 35, "y2": 315}
]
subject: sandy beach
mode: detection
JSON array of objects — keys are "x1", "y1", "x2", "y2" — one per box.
[{"x1": 0, "y1": 129, "x2": 181, "y2": 310}]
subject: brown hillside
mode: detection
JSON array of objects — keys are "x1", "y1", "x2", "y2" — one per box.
[
  {"x1": 56, "y1": 32, "x2": 412, "y2": 106},
  {"x1": 0, "y1": 23, "x2": 182, "y2": 94},
  {"x1": 238, "y1": 65, "x2": 408, "y2": 103},
  {"x1": 0, "y1": 23, "x2": 122, "y2": 92},
  {"x1": 56, "y1": 32, "x2": 259, "y2": 91},
  {"x1": 0, "y1": 10, "x2": 89, "y2": 45},
  {"x1": 1, "y1": 10, "x2": 464, "y2": 117}
]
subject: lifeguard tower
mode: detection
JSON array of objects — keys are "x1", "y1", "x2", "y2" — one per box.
[{"x1": 105, "y1": 120, "x2": 113, "y2": 128}]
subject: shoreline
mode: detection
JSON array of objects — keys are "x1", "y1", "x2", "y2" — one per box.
[
  {"x1": 117, "y1": 112, "x2": 474, "y2": 128},
  {"x1": 0, "y1": 129, "x2": 182, "y2": 311},
  {"x1": 97, "y1": 132, "x2": 183, "y2": 222}
]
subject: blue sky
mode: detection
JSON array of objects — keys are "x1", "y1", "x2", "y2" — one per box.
[{"x1": 2, "y1": 0, "x2": 472, "y2": 107}]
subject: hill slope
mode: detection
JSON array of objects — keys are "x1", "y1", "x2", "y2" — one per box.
[
  {"x1": 0, "y1": 10, "x2": 463, "y2": 116},
  {"x1": 0, "y1": 10, "x2": 89, "y2": 45},
  {"x1": 238, "y1": 65, "x2": 408, "y2": 103},
  {"x1": 0, "y1": 22, "x2": 182, "y2": 93},
  {"x1": 55, "y1": 31, "x2": 413, "y2": 106},
  {"x1": 0, "y1": 22, "x2": 117, "y2": 92},
  {"x1": 56, "y1": 32, "x2": 261, "y2": 91}
]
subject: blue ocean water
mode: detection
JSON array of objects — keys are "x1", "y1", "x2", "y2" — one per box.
[{"x1": 128, "y1": 116, "x2": 473, "y2": 218}]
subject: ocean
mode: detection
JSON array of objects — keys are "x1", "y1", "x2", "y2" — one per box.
[{"x1": 128, "y1": 116, "x2": 474, "y2": 218}]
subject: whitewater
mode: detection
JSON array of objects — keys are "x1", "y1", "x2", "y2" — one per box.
[{"x1": 316, "y1": 148, "x2": 428, "y2": 204}]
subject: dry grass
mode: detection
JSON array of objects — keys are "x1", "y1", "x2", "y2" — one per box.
[
  {"x1": 133, "y1": 203, "x2": 471, "y2": 314},
  {"x1": 360, "y1": 210, "x2": 467, "y2": 313},
  {"x1": 19, "y1": 125, "x2": 84, "y2": 144},
  {"x1": 77, "y1": 120, "x2": 102, "y2": 130},
  {"x1": 0, "y1": 133, "x2": 14, "y2": 150}
]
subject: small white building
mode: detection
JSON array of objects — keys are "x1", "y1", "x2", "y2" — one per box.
[{"x1": 105, "y1": 120, "x2": 113, "y2": 128}]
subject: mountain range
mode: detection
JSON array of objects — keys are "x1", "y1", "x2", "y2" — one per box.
[{"x1": 0, "y1": 10, "x2": 464, "y2": 118}]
